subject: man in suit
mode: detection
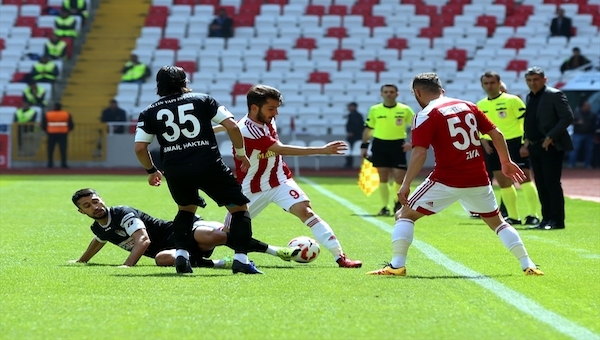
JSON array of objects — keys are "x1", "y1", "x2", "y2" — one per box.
[
  {"x1": 208, "y1": 8, "x2": 234, "y2": 38},
  {"x1": 521, "y1": 67, "x2": 574, "y2": 230},
  {"x1": 550, "y1": 8, "x2": 572, "y2": 38}
]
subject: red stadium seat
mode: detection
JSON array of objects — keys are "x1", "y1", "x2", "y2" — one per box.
[
  {"x1": 15, "y1": 16, "x2": 37, "y2": 28},
  {"x1": 295, "y1": 37, "x2": 317, "y2": 50},
  {"x1": 416, "y1": 4, "x2": 437, "y2": 16},
  {"x1": 570, "y1": 26, "x2": 577, "y2": 36},
  {"x1": 265, "y1": 48, "x2": 287, "y2": 70},
  {"x1": 2, "y1": 0, "x2": 22, "y2": 4},
  {"x1": 308, "y1": 72, "x2": 330, "y2": 85},
  {"x1": 441, "y1": 4, "x2": 463, "y2": 16},
  {"x1": 144, "y1": 15, "x2": 167, "y2": 28},
  {"x1": 0, "y1": 38, "x2": 4, "y2": 50},
  {"x1": 239, "y1": 0, "x2": 262, "y2": 5},
  {"x1": 476, "y1": 15, "x2": 497, "y2": 37},
  {"x1": 504, "y1": 37, "x2": 526, "y2": 50},
  {"x1": 363, "y1": 15, "x2": 386, "y2": 29},
  {"x1": 1, "y1": 96, "x2": 23, "y2": 108},
  {"x1": 326, "y1": 27, "x2": 347, "y2": 39},
  {"x1": 494, "y1": 0, "x2": 515, "y2": 16},
  {"x1": 594, "y1": 15, "x2": 600, "y2": 27},
  {"x1": 238, "y1": 4, "x2": 261, "y2": 16},
  {"x1": 232, "y1": 83, "x2": 253, "y2": 105},
  {"x1": 513, "y1": 5, "x2": 534, "y2": 17},
  {"x1": 11, "y1": 72, "x2": 28, "y2": 83},
  {"x1": 267, "y1": 0, "x2": 288, "y2": 4},
  {"x1": 62, "y1": 37, "x2": 73, "y2": 58},
  {"x1": 215, "y1": 5, "x2": 235, "y2": 16},
  {"x1": 149, "y1": 6, "x2": 169, "y2": 16},
  {"x1": 158, "y1": 38, "x2": 180, "y2": 50},
  {"x1": 503, "y1": 15, "x2": 528, "y2": 28},
  {"x1": 578, "y1": 4, "x2": 600, "y2": 15},
  {"x1": 432, "y1": 14, "x2": 455, "y2": 27},
  {"x1": 25, "y1": 0, "x2": 46, "y2": 4},
  {"x1": 175, "y1": 61, "x2": 197, "y2": 80},
  {"x1": 506, "y1": 59, "x2": 528, "y2": 74},
  {"x1": 386, "y1": 37, "x2": 408, "y2": 51},
  {"x1": 350, "y1": 4, "x2": 373, "y2": 16},
  {"x1": 364, "y1": 60, "x2": 386, "y2": 82},
  {"x1": 447, "y1": 0, "x2": 471, "y2": 5},
  {"x1": 446, "y1": 48, "x2": 467, "y2": 70},
  {"x1": 332, "y1": 49, "x2": 354, "y2": 70},
  {"x1": 32, "y1": 27, "x2": 54, "y2": 38},
  {"x1": 198, "y1": 0, "x2": 219, "y2": 5},
  {"x1": 234, "y1": 15, "x2": 255, "y2": 27},
  {"x1": 328, "y1": 5, "x2": 347, "y2": 15},
  {"x1": 306, "y1": 5, "x2": 326, "y2": 16},
  {"x1": 402, "y1": 0, "x2": 425, "y2": 4},
  {"x1": 174, "y1": 0, "x2": 196, "y2": 4},
  {"x1": 419, "y1": 27, "x2": 442, "y2": 42},
  {"x1": 357, "y1": 0, "x2": 379, "y2": 4}
]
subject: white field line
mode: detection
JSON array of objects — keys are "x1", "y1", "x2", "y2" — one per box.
[{"x1": 298, "y1": 177, "x2": 600, "y2": 340}]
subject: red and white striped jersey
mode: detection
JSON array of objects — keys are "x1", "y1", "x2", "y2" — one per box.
[{"x1": 234, "y1": 115, "x2": 292, "y2": 194}]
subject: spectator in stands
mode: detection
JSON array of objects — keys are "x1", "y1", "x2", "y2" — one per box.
[
  {"x1": 550, "y1": 8, "x2": 572, "y2": 39},
  {"x1": 522, "y1": 67, "x2": 573, "y2": 230},
  {"x1": 13, "y1": 102, "x2": 38, "y2": 154},
  {"x1": 42, "y1": 102, "x2": 74, "y2": 169},
  {"x1": 344, "y1": 102, "x2": 364, "y2": 169},
  {"x1": 568, "y1": 101, "x2": 596, "y2": 169},
  {"x1": 121, "y1": 54, "x2": 151, "y2": 84},
  {"x1": 30, "y1": 55, "x2": 59, "y2": 84},
  {"x1": 208, "y1": 8, "x2": 234, "y2": 38},
  {"x1": 101, "y1": 99, "x2": 128, "y2": 134},
  {"x1": 54, "y1": 9, "x2": 78, "y2": 39},
  {"x1": 62, "y1": 0, "x2": 88, "y2": 22},
  {"x1": 44, "y1": 35, "x2": 68, "y2": 60},
  {"x1": 22, "y1": 80, "x2": 48, "y2": 109},
  {"x1": 560, "y1": 47, "x2": 592, "y2": 74}
]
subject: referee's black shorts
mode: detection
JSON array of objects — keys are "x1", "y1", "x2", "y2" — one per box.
[
  {"x1": 371, "y1": 138, "x2": 407, "y2": 169},
  {"x1": 485, "y1": 137, "x2": 530, "y2": 171},
  {"x1": 165, "y1": 160, "x2": 250, "y2": 208}
]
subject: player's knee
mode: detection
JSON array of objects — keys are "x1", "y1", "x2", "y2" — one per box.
[
  {"x1": 398, "y1": 205, "x2": 420, "y2": 221},
  {"x1": 155, "y1": 250, "x2": 175, "y2": 266}
]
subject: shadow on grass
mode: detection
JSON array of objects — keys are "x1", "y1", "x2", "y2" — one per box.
[
  {"x1": 351, "y1": 213, "x2": 395, "y2": 218},
  {"x1": 110, "y1": 272, "x2": 230, "y2": 278},
  {"x1": 59, "y1": 263, "x2": 157, "y2": 267}
]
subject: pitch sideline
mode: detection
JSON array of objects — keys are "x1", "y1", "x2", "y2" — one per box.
[{"x1": 298, "y1": 176, "x2": 600, "y2": 340}]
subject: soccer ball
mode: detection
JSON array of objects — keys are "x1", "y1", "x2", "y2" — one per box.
[{"x1": 287, "y1": 236, "x2": 320, "y2": 263}]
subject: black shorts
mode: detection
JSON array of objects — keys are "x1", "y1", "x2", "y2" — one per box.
[
  {"x1": 485, "y1": 137, "x2": 530, "y2": 171},
  {"x1": 165, "y1": 160, "x2": 250, "y2": 208},
  {"x1": 371, "y1": 138, "x2": 407, "y2": 169}
]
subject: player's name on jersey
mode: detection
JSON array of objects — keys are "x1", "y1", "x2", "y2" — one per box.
[
  {"x1": 164, "y1": 140, "x2": 209, "y2": 153},
  {"x1": 257, "y1": 150, "x2": 276, "y2": 159},
  {"x1": 149, "y1": 94, "x2": 193, "y2": 108}
]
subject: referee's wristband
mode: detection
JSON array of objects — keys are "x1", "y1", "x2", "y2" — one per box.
[
  {"x1": 360, "y1": 142, "x2": 370, "y2": 149},
  {"x1": 234, "y1": 147, "x2": 245, "y2": 156},
  {"x1": 146, "y1": 166, "x2": 157, "y2": 174}
]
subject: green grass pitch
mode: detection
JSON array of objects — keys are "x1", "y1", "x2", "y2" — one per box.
[{"x1": 0, "y1": 175, "x2": 598, "y2": 339}]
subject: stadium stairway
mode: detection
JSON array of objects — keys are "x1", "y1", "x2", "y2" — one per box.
[{"x1": 61, "y1": 0, "x2": 150, "y2": 123}]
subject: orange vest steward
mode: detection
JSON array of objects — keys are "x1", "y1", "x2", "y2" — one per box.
[{"x1": 46, "y1": 110, "x2": 70, "y2": 134}]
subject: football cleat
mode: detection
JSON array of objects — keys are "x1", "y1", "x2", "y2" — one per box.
[
  {"x1": 524, "y1": 215, "x2": 541, "y2": 226},
  {"x1": 393, "y1": 201, "x2": 402, "y2": 213},
  {"x1": 367, "y1": 263, "x2": 406, "y2": 276},
  {"x1": 505, "y1": 217, "x2": 522, "y2": 225},
  {"x1": 524, "y1": 267, "x2": 544, "y2": 276},
  {"x1": 276, "y1": 246, "x2": 301, "y2": 262},
  {"x1": 232, "y1": 259, "x2": 264, "y2": 274},
  {"x1": 377, "y1": 207, "x2": 391, "y2": 216},
  {"x1": 221, "y1": 257, "x2": 234, "y2": 269},
  {"x1": 175, "y1": 256, "x2": 193, "y2": 274},
  {"x1": 336, "y1": 254, "x2": 362, "y2": 268}
]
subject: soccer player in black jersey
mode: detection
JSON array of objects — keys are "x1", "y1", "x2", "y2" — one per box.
[
  {"x1": 133, "y1": 66, "x2": 259, "y2": 274},
  {"x1": 70, "y1": 188, "x2": 300, "y2": 268}
]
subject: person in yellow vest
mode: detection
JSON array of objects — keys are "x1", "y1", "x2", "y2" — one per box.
[
  {"x1": 42, "y1": 102, "x2": 74, "y2": 169},
  {"x1": 30, "y1": 55, "x2": 59, "y2": 83},
  {"x1": 477, "y1": 71, "x2": 541, "y2": 226},
  {"x1": 361, "y1": 84, "x2": 415, "y2": 216},
  {"x1": 121, "y1": 54, "x2": 151, "y2": 84},
  {"x1": 13, "y1": 102, "x2": 38, "y2": 153},
  {"x1": 22, "y1": 80, "x2": 48, "y2": 109},
  {"x1": 62, "y1": 0, "x2": 88, "y2": 21},
  {"x1": 44, "y1": 35, "x2": 67, "y2": 60},
  {"x1": 54, "y1": 9, "x2": 78, "y2": 39}
]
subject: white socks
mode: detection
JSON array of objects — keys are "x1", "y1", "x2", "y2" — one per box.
[
  {"x1": 391, "y1": 218, "x2": 414, "y2": 268},
  {"x1": 233, "y1": 254, "x2": 249, "y2": 264},
  {"x1": 304, "y1": 215, "x2": 343, "y2": 259},
  {"x1": 175, "y1": 249, "x2": 189, "y2": 260},
  {"x1": 495, "y1": 223, "x2": 536, "y2": 269},
  {"x1": 266, "y1": 245, "x2": 279, "y2": 256}
]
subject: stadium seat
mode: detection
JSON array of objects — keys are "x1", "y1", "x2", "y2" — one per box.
[
  {"x1": 446, "y1": 48, "x2": 467, "y2": 71},
  {"x1": 364, "y1": 60, "x2": 386, "y2": 82},
  {"x1": 1, "y1": 95, "x2": 22, "y2": 108},
  {"x1": 504, "y1": 37, "x2": 526, "y2": 50},
  {"x1": 419, "y1": 27, "x2": 443, "y2": 42},
  {"x1": 145, "y1": 15, "x2": 168, "y2": 28},
  {"x1": 158, "y1": 38, "x2": 179, "y2": 50},
  {"x1": 503, "y1": 15, "x2": 528, "y2": 28},
  {"x1": 15, "y1": 16, "x2": 37, "y2": 28},
  {"x1": 350, "y1": 4, "x2": 373, "y2": 16},
  {"x1": 239, "y1": 4, "x2": 261, "y2": 16},
  {"x1": 579, "y1": 4, "x2": 599, "y2": 15},
  {"x1": 326, "y1": 27, "x2": 347, "y2": 40},
  {"x1": 416, "y1": 4, "x2": 437, "y2": 17},
  {"x1": 149, "y1": 6, "x2": 170, "y2": 16},
  {"x1": 308, "y1": 71, "x2": 330, "y2": 85},
  {"x1": 265, "y1": 48, "x2": 287, "y2": 70},
  {"x1": 506, "y1": 59, "x2": 528, "y2": 75},
  {"x1": 332, "y1": 49, "x2": 354, "y2": 71},
  {"x1": 235, "y1": 15, "x2": 256, "y2": 27},
  {"x1": 476, "y1": 15, "x2": 497, "y2": 37},
  {"x1": 175, "y1": 61, "x2": 196, "y2": 78},
  {"x1": 441, "y1": 4, "x2": 463, "y2": 16},
  {"x1": 306, "y1": 5, "x2": 326, "y2": 17},
  {"x1": 32, "y1": 27, "x2": 53, "y2": 38},
  {"x1": 328, "y1": 5, "x2": 348, "y2": 15}
]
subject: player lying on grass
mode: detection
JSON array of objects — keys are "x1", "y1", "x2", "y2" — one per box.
[{"x1": 70, "y1": 188, "x2": 299, "y2": 268}]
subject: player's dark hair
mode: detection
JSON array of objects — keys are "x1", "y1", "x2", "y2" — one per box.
[
  {"x1": 246, "y1": 84, "x2": 283, "y2": 111},
  {"x1": 411, "y1": 72, "x2": 443, "y2": 94},
  {"x1": 524, "y1": 67, "x2": 545, "y2": 78},
  {"x1": 380, "y1": 84, "x2": 398, "y2": 92},
  {"x1": 72, "y1": 188, "x2": 98, "y2": 207},
  {"x1": 156, "y1": 66, "x2": 191, "y2": 97},
  {"x1": 480, "y1": 71, "x2": 501, "y2": 82}
]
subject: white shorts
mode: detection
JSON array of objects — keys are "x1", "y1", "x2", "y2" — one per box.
[
  {"x1": 246, "y1": 179, "x2": 309, "y2": 218},
  {"x1": 223, "y1": 179, "x2": 309, "y2": 227},
  {"x1": 408, "y1": 179, "x2": 499, "y2": 217}
]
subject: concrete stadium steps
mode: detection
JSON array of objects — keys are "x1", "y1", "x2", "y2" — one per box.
[{"x1": 61, "y1": 0, "x2": 150, "y2": 124}]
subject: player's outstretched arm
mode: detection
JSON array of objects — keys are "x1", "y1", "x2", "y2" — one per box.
[
  {"x1": 70, "y1": 238, "x2": 106, "y2": 264},
  {"x1": 221, "y1": 118, "x2": 250, "y2": 172},
  {"x1": 269, "y1": 140, "x2": 348, "y2": 156},
  {"x1": 487, "y1": 128, "x2": 525, "y2": 183},
  {"x1": 212, "y1": 124, "x2": 226, "y2": 134},
  {"x1": 122, "y1": 229, "x2": 151, "y2": 267}
]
